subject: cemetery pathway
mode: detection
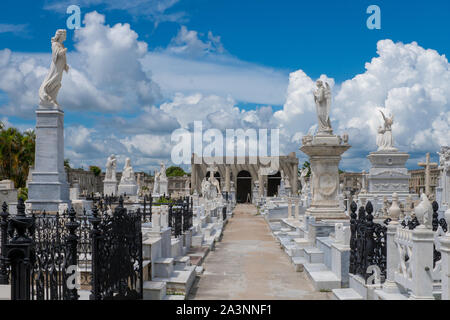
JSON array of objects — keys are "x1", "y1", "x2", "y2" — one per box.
[{"x1": 188, "y1": 204, "x2": 332, "y2": 300}]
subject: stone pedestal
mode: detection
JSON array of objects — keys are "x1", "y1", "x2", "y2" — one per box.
[
  {"x1": 118, "y1": 183, "x2": 137, "y2": 196},
  {"x1": 300, "y1": 134, "x2": 351, "y2": 220},
  {"x1": 367, "y1": 151, "x2": 411, "y2": 199},
  {"x1": 27, "y1": 108, "x2": 70, "y2": 212},
  {"x1": 103, "y1": 180, "x2": 117, "y2": 196},
  {"x1": 0, "y1": 180, "x2": 18, "y2": 206},
  {"x1": 159, "y1": 178, "x2": 168, "y2": 196}
]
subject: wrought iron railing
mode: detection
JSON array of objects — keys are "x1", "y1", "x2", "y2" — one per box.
[
  {"x1": 0, "y1": 196, "x2": 143, "y2": 300},
  {"x1": 349, "y1": 201, "x2": 389, "y2": 283}
]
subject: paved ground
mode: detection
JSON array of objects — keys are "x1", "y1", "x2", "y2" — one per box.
[{"x1": 188, "y1": 204, "x2": 332, "y2": 300}]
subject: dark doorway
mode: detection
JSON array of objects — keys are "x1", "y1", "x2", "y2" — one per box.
[
  {"x1": 267, "y1": 171, "x2": 281, "y2": 197},
  {"x1": 236, "y1": 171, "x2": 252, "y2": 203}
]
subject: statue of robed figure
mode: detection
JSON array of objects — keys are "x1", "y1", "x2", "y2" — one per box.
[
  {"x1": 313, "y1": 80, "x2": 333, "y2": 135},
  {"x1": 39, "y1": 29, "x2": 69, "y2": 108}
]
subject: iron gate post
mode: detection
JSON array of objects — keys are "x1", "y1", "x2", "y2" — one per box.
[{"x1": 0, "y1": 202, "x2": 10, "y2": 284}]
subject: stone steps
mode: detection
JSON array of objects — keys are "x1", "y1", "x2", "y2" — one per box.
[
  {"x1": 143, "y1": 280, "x2": 167, "y2": 300},
  {"x1": 304, "y1": 247, "x2": 324, "y2": 264},
  {"x1": 373, "y1": 289, "x2": 408, "y2": 300},
  {"x1": 304, "y1": 263, "x2": 341, "y2": 291},
  {"x1": 154, "y1": 257, "x2": 174, "y2": 278},
  {"x1": 291, "y1": 256, "x2": 307, "y2": 272},
  {"x1": 153, "y1": 265, "x2": 197, "y2": 296},
  {"x1": 332, "y1": 288, "x2": 364, "y2": 300},
  {"x1": 174, "y1": 255, "x2": 192, "y2": 270}
]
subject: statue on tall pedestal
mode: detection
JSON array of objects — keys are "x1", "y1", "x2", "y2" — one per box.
[
  {"x1": 105, "y1": 154, "x2": 117, "y2": 181},
  {"x1": 313, "y1": 80, "x2": 332, "y2": 135},
  {"x1": 39, "y1": 29, "x2": 69, "y2": 108}
]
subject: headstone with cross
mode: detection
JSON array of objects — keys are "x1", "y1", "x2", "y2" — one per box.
[{"x1": 418, "y1": 153, "x2": 438, "y2": 197}]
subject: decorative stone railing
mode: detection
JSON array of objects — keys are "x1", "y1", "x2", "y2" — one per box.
[{"x1": 393, "y1": 225, "x2": 435, "y2": 299}]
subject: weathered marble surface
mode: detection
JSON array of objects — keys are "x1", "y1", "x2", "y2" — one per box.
[{"x1": 27, "y1": 109, "x2": 70, "y2": 212}]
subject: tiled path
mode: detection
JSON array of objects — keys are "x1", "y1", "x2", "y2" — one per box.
[{"x1": 188, "y1": 204, "x2": 332, "y2": 300}]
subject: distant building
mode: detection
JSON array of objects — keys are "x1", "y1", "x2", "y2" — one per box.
[
  {"x1": 408, "y1": 168, "x2": 440, "y2": 195},
  {"x1": 339, "y1": 172, "x2": 363, "y2": 195}
]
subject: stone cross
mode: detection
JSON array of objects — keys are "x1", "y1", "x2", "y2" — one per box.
[{"x1": 418, "y1": 153, "x2": 438, "y2": 197}]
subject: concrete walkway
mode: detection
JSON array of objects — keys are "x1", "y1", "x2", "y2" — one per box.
[{"x1": 188, "y1": 204, "x2": 332, "y2": 300}]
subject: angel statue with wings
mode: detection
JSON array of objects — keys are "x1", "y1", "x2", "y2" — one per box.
[
  {"x1": 377, "y1": 110, "x2": 396, "y2": 151},
  {"x1": 313, "y1": 80, "x2": 333, "y2": 135}
]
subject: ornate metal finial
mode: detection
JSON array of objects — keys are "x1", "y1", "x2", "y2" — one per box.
[
  {"x1": 365, "y1": 201, "x2": 373, "y2": 215},
  {"x1": 16, "y1": 198, "x2": 25, "y2": 217},
  {"x1": 68, "y1": 206, "x2": 76, "y2": 219},
  {"x1": 350, "y1": 201, "x2": 357, "y2": 215},
  {"x1": 358, "y1": 206, "x2": 366, "y2": 221}
]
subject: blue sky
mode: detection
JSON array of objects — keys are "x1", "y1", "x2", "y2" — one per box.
[
  {"x1": 0, "y1": 0, "x2": 449, "y2": 172},
  {"x1": 2, "y1": 0, "x2": 449, "y2": 81}
]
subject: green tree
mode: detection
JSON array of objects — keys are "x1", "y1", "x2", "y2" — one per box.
[
  {"x1": 89, "y1": 165, "x2": 101, "y2": 176},
  {"x1": 166, "y1": 166, "x2": 186, "y2": 177},
  {"x1": 299, "y1": 161, "x2": 311, "y2": 178},
  {"x1": 0, "y1": 125, "x2": 36, "y2": 188},
  {"x1": 64, "y1": 158, "x2": 71, "y2": 170}
]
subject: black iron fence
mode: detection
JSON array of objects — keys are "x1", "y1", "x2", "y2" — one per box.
[
  {"x1": 0, "y1": 197, "x2": 143, "y2": 300},
  {"x1": 349, "y1": 201, "x2": 389, "y2": 283}
]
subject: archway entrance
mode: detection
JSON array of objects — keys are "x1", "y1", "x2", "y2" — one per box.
[
  {"x1": 267, "y1": 171, "x2": 281, "y2": 197},
  {"x1": 236, "y1": 171, "x2": 252, "y2": 203}
]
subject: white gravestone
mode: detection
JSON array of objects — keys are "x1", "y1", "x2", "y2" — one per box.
[
  {"x1": 103, "y1": 154, "x2": 118, "y2": 196},
  {"x1": 366, "y1": 109, "x2": 411, "y2": 202},
  {"x1": 0, "y1": 180, "x2": 18, "y2": 206},
  {"x1": 118, "y1": 158, "x2": 138, "y2": 196}
]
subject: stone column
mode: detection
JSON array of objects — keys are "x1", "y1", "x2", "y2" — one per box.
[
  {"x1": 382, "y1": 221, "x2": 401, "y2": 293},
  {"x1": 225, "y1": 165, "x2": 231, "y2": 193},
  {"x1": 291, "y1": 163, "x2": 298, "y2": 195},
  {"x1": 191, "y1": 163, "x2": 197, "y2": 194},
  {"x1": 258, "y1": 173, "x2": 264, "y2": 198},
  {"x1": 294, "y1": 198, "x2": 300, "y2": 219},
  {"x1": 27, "y1": 108, "x2": 70, "y2": 212},
  {"x1": 288, "y1": 198, "x2": 292, "y2": 219},
  {"x1": 410, "y1": 226, "x2": 435, "y2": 299},
  {"x1": 440, "y1": 234, "x2": 450, "y2": 300}
]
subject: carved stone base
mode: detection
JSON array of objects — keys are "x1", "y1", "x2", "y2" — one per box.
[
  {"x1": 300, "y1": 134, "x2": 351, "y2": 220},
  {"x1": 103, "y1": 180, "x2": 117, "y2": 196},
  {"x1": 118, "y1": 183, "x2": 138, "y2": 196}
]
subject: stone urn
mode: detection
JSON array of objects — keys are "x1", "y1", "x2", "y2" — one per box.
[{"x1": 388, "y1": 192, "x2": 401, "y2": 221}]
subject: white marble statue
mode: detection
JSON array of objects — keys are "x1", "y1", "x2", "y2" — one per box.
[
  {"x1": 377, "y1": 110, "x2": 396, "y2": 151},
  {"x1": 414, "y1": 193, "x2": 433, "y2": 229},
  {"x1": 313, "y1": 80, "x2": 332, "y2": 135},
  {"x1": 105, "y1": 154, "x2": 117, "y2": 181},
  {"x1": 39, "y1": 29, "x2": 69, "y2": 108},
  {"x1": 152, "y1": 162, "x2": 168, "y2": 195},
  {"x1": 210, "y1": 172, "x2": 221, "y2": 195},
  {"x1": 120, "y1": 158, "x2": 136, "y2": 184},
  {"x1": 300, "y1": 167, "x2": 308, "y2": 194},
  {"x1": 153, "y1": 170, "x2": 160, "y2": 194}
]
